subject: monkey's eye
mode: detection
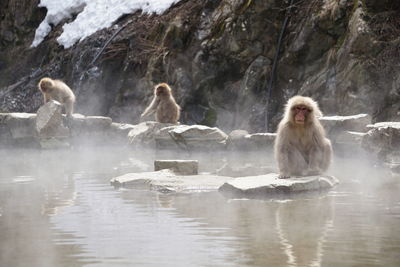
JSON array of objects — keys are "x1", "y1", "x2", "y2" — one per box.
[{"x1": 293, "y1": 106, "x2": 310, "y2": 112}]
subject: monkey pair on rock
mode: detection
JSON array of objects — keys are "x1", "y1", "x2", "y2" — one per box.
[
  {"x1": 141, "y1": 83, "x2": 181, "y2": 124},
  {"x1": 38, "y1": 77, "x2": 76, "y2": 118},
  {"x1": 38, "y1": 78, "x2": 180, "y2": 125},
  {"x1": 274, "y1": 96, "x2": 333, "y2": 178}
]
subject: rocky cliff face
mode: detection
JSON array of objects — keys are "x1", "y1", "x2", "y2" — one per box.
[{"x1": 0, "y1": 0, "x2": 399, "y2": 132}]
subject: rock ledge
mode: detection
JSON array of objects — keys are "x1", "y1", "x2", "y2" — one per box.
[
  {"x1": 110, "y1": 169, "x2": 232, "y2": 193},
  {"x1": 219, "y1": 173, "x2": 338, "y2": 198}
]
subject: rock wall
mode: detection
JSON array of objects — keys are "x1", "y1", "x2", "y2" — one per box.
[{"x1": 0, "y1": 0, "x2": 399, "y2": 132}]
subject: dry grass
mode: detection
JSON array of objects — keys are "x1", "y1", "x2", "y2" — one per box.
[{"x1": 101, "y1": 0, "x2": 204, "y2": 64}]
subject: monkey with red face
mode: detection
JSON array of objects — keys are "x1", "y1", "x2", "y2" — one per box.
[
  {"x1": 274, "y1": 96, "x2": 332, "y2": 178},
  {"x1": 141, "y1": 83, "x2": 180, "y2": 124}
]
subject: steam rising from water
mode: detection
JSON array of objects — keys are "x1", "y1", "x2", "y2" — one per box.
[{"x1": 0, "y1": 146, "x2": 399, "y2": 267}]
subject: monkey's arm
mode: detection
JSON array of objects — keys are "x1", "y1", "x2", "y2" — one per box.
[
  {"x1": 308, "y1": 138, "x2": 332, "y2": 175},
  {"x1": 43, "y1": 94, "x2": 50, "y2": 103},
  {"x1": 141, "y1": 97, "x2": 159, "y2": 117},
  {"x1": 277, "y1": 146, "x2": 291, "y2": 178},
  {"x1": 307, "y1": 131, "x2": 329, "y2": 175},
  {"x1": 275, "y1": 128, "x2": 291, "y2": 178}
]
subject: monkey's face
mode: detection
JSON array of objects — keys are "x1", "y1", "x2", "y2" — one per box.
[
  {"x1": 40, "y1": 85, "x2": 49, "y2": 93},
  {"x1": 156, "y1": 86, "x2": 168, "y2": 97},
  {"x1": 39, "y1": 80, "x2": 53, "y2": 93},
  {"x1": 292, "y1": 105, "x2": 311, "y2": 125}
]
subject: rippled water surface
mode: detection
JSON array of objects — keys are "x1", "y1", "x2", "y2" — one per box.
[{"x1": 1, "y1": 148, "x2": 399, "y2": 267}]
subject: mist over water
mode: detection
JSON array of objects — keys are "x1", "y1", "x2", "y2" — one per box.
[{"x1": 0, "y1": 147, "x2": 399, "y2": 267}]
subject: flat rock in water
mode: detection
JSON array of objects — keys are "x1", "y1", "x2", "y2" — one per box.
[
  {"x1": 320, "y1": 114, "x2": 371, "y2": 133},
  {"x1": 219, "y1": 173, "x2": 339, "y2": 198},
  {"x1": 110, "y1": 169, "x2": 232, "y2": 193}
]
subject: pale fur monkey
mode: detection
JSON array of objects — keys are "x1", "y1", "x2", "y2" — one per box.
[
  {"x1": 141, "y1": 83, "x2": 180, "y2": 124},
  {"x1": 38, "y1": 77, "x2": 76, "y2": 118},
  {"x1": 274, "y1": 96, "x2": 332, "y2": 178}
]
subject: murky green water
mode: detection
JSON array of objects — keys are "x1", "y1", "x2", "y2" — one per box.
[{"x1": 1, "y1": 148, "x2": 399, "y2": 267}]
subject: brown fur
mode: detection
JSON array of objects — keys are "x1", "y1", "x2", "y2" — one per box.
[
  {"x1": 38, "y1": 77, "x2": 76, "y2": 117},
  {"x1": 141, "y1": 83, "x2": 180, "y2": 123},
  {"x1": 274, "y1": 96, "x2": 332, "y2": 178}
]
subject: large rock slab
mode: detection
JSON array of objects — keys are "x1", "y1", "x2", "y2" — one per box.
[
  {"x1": 335, "y1": 131, "x2": 366, "y2": 144},
  {"x1": 219, "y1": 173, "x2": 339, "y2": 198},
  {"x1": 36, "y1": 100, "x2": 70, "y2": 138},
  {"x1": 0, "y1": 113, "x2": 36, "y2": 139},
  {"x1": 109, "y1": 122, "x2": 137, "y2": 144},
  {"x1": 0, "y1": 113, "x2": 37, "y2": 147},
  {"x1": 69, "y1": 114, "x2": 113, "y2": 132},
  {"x1": 0, "y1": 112, "x2": 127, "y2": 148},
  {"x1": 70, "y1": 114, "x2": 114, "y2": 145},
  {"x1": 362, "y1": 122, "x2": 400, "y2": 162},
  {"x1": 155, "y1": 125, "x2": 228, "y2": 150},
  {"x1": 367, "y1": 122, "x2": 400, "y2": 130},
  {"x1": 320, "y1": 114, "x2": 371, "y2": 142},
  {"x1": 85, "y1": 116, "x2": 112, "y2": 130},
  {"x1": 227, "y1": 130, "x2": 276, "y2": 150},
  {"x1": 333, "y1": 130, "x2": 367, "y2": 156},
  {"x1": 110, "y1": 169, "x2": 232, "y2": 193},
  {"x1": 128, "y1": 121, "x2": 176, "y2": 147}
]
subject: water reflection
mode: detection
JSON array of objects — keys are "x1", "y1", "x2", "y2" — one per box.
[
  {"x1": 50, "y1": 177, "x2": 247, "y2": 267},
  {"x1": 275, "y1": 198, "x2": 334, "y2": 267}
]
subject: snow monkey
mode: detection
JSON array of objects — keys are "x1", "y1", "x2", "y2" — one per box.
[
  {"x1": 38, "y1": 77, "x2": 76, "y2": 118},
  {"x1": 140, "y1": 83, "x2": 181, "y2": 123},
  {"x1": 274, "y1": 95, "x2": 332, "y2": 178}
]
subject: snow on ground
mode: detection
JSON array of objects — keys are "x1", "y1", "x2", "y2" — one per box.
[
  {"x1": 31, "y1": 0, "x2": 181, "y2": 49},
  {"x1": 367, "y1": 122, "x2": 400, "y2": 129}
]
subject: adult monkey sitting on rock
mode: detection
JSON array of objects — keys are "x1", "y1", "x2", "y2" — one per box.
[{"x1": 274, "y1": 96, "x2": 332, "y2": 178}]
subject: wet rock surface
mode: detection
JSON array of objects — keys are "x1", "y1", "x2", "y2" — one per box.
[
  {"x1": 110, "y1": 169, "x2": 232, "y2": 194},
  {"x1": 219, "y1": 173, "x2": 339, "y2": 199},
  {"x1": 36, "y1": 100, "x2": 69, "y2": 139},
  {"x1": 320, "y1": 114, "x2": 371, "y2": 132},
  {"x1": 128, "y1": 122, "x2": 229, "y2": 150},
  {"x1": 109, "y1": 122, "x2": 137, "y2": 144},
  {"x1": 227, "y1": 130, "x2": 276, "y2": 150},
  {"x1": 0, "y1": 111, "x2": 137, "y2": 148},
  {"x1": 362, "y1": 122, "x2": 400, "y2": 165},
  {"x1": 318, "y1": 114, "x2": 371, "y2": 156},
  {"x1": 0, "y1": 112, "x2": 37, "y2": 147},
  {"x1": 128, "y1": 121, "x2": 176, "y2": 148},
  {"x1": 155, "y1": 125, "x2": 228, "y2": 150},
  {"x1": 154, "y1": 160, "x2": 199, "y2": 175}
]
